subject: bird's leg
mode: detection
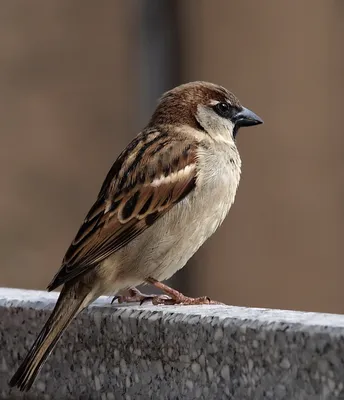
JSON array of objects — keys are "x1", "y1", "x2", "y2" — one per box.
[
  {"x1": 111, "y1": 287, "x2": 170, "y2": 305},
  {"x1": 112, "y1": 279, "x2": 224, "y2": 306},
  {"x1": 145, "y1": 277, "x2": 224, "y2": 305}
]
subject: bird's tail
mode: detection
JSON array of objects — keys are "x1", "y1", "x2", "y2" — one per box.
[{"x1": 9, "y1": 284, "x2": 88, "y2": 391}]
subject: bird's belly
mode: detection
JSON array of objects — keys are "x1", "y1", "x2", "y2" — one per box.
[
  {"x1": 100, "y1": 155, "x2": 241, "y2": 291},
  {"x1": 150, "y1": 211, "x2": 216, "y2": 281},
  {"x1": 134, "y1": 173, "x2": 238, "y2": 282}
]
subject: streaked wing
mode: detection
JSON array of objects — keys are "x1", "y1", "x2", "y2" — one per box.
[{"x1": 47, "y1": 129, "x2": 198, "y2": 291}]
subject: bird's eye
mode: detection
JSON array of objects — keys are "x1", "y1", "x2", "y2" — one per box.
[{"x1": 214, "y1": 102, "x2": 231, "y2": 118}]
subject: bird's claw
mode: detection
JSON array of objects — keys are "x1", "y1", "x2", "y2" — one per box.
[
  {"x1": 111, "y1": 287, "x2": 224, "y2": 306},
  {"x1": 111, "y1": 288, "x2": 172, "y2": 305},
  {"x1": 167, "y1": 295, "x2": 224, "y2": 305}
]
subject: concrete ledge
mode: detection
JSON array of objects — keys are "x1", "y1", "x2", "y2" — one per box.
[{"x1": 1, "y1": 288, "x2": 344, "y2": 399}]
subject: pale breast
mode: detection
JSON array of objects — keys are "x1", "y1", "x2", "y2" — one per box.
[
  {"x1": 135, "y1": 143, "x2": 241, "y2": 281},
  {"x1": 101, "y1": 142, "x2": 242, "y2": 288}
]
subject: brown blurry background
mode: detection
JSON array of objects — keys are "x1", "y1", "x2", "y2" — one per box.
[{"x1": 1, "y1": 1, "x2": 343, "y2": 313}]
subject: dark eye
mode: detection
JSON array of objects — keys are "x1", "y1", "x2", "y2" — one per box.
[{"x1": 214, "y1": 102, "x2": 231, "y2": 118}]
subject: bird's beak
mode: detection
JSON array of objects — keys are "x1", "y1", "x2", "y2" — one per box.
[{"x1": 232, "y1": 107, "x2": 263, "y2": 127}]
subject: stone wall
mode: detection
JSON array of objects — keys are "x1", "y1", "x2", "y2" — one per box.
[{"x1": 1, "y1": 288, "x2": 344, "y2": 399}]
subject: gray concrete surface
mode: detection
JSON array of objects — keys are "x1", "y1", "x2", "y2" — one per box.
[{"x1": 1, "y1": 288, "x2": 344, "y2": 399}]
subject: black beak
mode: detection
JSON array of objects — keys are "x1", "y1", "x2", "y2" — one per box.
[{"x1": 232, "y1": 107, "x2": 263, "y2": 128}]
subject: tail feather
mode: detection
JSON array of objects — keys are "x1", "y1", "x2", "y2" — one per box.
[{"x1": 9, "y1": 286, "x2": 87, "y2": 391}]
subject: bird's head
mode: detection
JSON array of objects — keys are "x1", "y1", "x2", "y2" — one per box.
[{"x1": 149, "y1": 81, "x2": 263, "y2": 143}]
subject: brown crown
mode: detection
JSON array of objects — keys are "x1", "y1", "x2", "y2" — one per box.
[{"x1": 148, "y1": 81, "x2": 242, "y2": 130}]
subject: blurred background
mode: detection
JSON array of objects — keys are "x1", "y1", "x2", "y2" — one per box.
[{"x1": 1, "y1": 0, "x2": 343, "y2": 313}]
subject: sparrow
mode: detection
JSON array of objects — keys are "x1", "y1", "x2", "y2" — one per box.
[{"x1": 9, "y1": 81, "x2": 263, "y2": 391}]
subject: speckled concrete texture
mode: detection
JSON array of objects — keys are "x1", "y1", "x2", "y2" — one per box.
[{"x1": 1, "y1": 289, "x2": 344, "y2": 399}]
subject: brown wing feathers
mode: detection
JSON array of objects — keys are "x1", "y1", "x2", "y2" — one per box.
[{"x1": 47, "y1": 130, "x2": 197, "y2": 291}]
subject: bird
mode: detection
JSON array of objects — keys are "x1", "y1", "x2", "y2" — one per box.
[{"x1": 9, "y1": 81, "x2": 263, "y2": 391}]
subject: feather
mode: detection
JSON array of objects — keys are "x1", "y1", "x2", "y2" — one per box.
[{"x1": 47, "y1": 130, "x2": 198, "y2": 291}]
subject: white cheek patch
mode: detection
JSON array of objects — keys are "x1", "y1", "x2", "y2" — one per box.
[
  {"x1": 222, "y1": 119, "x2": 235, "y2": 133},
  {"x1": 150, "y1": 164, "x2": 196, "y2": 187},
  {"x1": 196, "y1": 105, "x2": 235, "y2": 144}
]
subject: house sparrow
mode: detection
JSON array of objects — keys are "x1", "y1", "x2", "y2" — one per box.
[{"x1": 9, "y1": 81, "x2": 262, "y2": 391}]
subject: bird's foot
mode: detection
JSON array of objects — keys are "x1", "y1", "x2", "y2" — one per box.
[
  {"x1": 111, "y1": 287, "x2": 170, "y2": 305},
  {"x1": 145, "y1": 277, "x2": 224, "y2": 305},
  {"x1": 112, "y1": 280, "x2": 224, "y2": 306},
  {"x1": 151, "y1": 293, "x2": 224, "y2": 305}
]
